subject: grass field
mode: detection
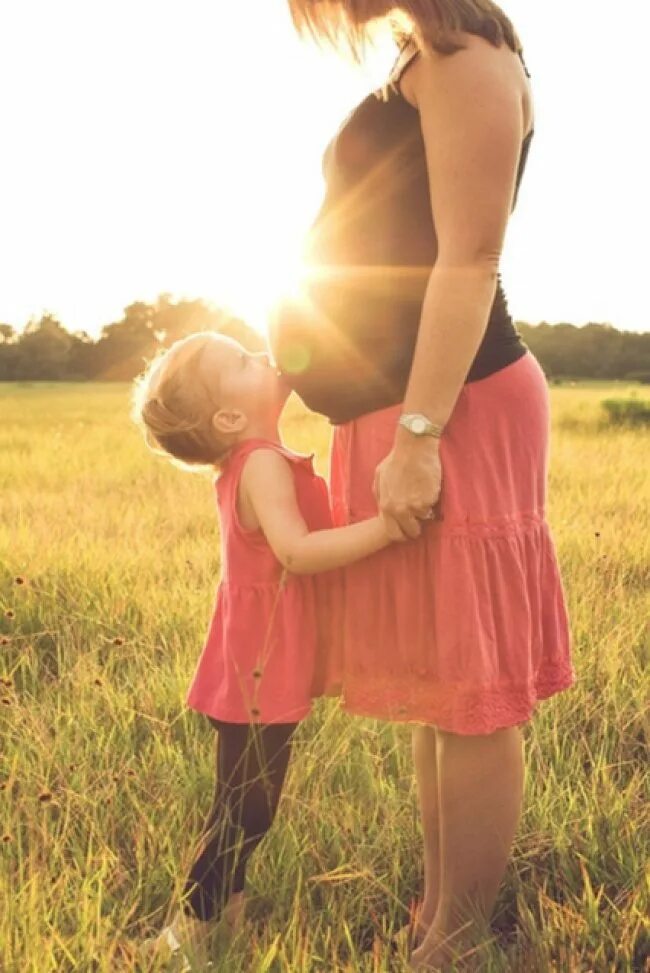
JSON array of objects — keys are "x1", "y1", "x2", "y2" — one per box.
[{"x1": 0, "y1": 380, "x2": 648, "y2": 972}]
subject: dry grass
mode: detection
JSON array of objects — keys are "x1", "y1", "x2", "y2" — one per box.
[{"x1": 0, "y1": 380, "x2": 648, "y2": 972}]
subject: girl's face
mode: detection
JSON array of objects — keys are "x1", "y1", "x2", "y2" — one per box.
[{"x1": 200, "y1": 334, "x2": 290, "y2": 428}]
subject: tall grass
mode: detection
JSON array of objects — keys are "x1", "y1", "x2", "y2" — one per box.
[{"x1": 0, "y1": 381, "x2": 648, "y2": 972}]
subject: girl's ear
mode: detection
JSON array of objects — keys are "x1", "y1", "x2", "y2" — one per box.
[{"x1": 212, "y1": 409, "x2": 248, "y2": 437}]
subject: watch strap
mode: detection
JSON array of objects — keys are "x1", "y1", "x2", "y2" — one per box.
[{"x1": 399, "y1": 413, "x2": 444, "y2": 438}]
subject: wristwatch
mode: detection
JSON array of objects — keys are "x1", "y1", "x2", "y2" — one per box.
[{"x1": 398, "y1": 413, "x2": 444, "y2": 439}]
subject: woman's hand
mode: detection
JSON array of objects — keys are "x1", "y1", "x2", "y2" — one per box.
[{"x1": 373, "y1": 434, "x2": 442, "y2": 540}]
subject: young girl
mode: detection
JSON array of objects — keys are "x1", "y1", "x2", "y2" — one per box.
[{"x1": 130, "y1": 330, "x2": 399, "y2": 970}]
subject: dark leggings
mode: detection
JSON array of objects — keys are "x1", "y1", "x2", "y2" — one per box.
[{"x1": 182, "y1": 717, "x2": 298, "y2": 922}]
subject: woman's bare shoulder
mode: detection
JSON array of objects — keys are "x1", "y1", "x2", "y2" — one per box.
[{"x1": 401, "y1": 32, "x2": 531, "y2": 123}]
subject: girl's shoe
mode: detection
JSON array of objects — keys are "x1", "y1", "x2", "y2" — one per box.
[
  {"x1": 140, "y1": 911, "x2": 214, "y2": 971},
  {"x1": 222, "y1": 891, "x2": 246, "y2": 936},
  {"x1": 139, "y1": 894, "x2": 246, "y2": 971}
]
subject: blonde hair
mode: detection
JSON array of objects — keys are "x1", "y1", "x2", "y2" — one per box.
[
  {"x1": 131, "y1": 331, "x2": 232, "y2": 475},
  {"x1": 287, "y1": 0, "x2": 521, "y2": 62}
]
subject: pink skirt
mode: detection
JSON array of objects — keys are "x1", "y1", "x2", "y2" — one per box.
[{"x1": 328, "y1": 351, "x2": 576, "y2": 735}]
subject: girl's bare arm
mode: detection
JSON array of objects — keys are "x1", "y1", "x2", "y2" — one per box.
[{"x1": 239, "y1": 448, "x2": 394, "y2": 575}]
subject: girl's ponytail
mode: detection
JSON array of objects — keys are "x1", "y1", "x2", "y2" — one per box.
[{"x1": 132, "y1": 334, "x2": 232, "y2": 474}]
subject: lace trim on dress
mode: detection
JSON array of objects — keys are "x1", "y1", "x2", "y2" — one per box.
[{"x1": 341, "y1": 666, "x2": 577, "y2": 735}]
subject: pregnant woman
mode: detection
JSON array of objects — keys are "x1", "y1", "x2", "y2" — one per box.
[{"x1": 271, "y1": 1, "x2": 576, "y2": 967}]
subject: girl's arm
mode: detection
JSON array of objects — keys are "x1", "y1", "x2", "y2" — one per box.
[{"x1": 239, "y1": 448, "x2": 396, "y2": 575}]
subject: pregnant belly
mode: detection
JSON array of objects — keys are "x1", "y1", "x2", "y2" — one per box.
[{"x1": 268, "y1": 277, "x2": 423, "y2": 422}]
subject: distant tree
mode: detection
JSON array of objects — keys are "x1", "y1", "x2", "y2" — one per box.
[
  {"x1": 2, "y1": 301, "x2": 646, "y2": 383},
  {"x1": 151, "y1": 295, "x2": 264, "y2": 353},
  {"x1": 11, "y1": 313, "x2": 74, "y2": 379},
  {"x1": 0, "y1": 324, "x2": 19, "y2": 378},
  {"x1": 86, "y1": 302, "x2": 158, "y2": 379},
  {"x1": 152, "y1": 294, "x2": 219, "y2": 345},
  {"x1": 517, "y1": 321, "x2": 650, "y2": 380},
  {"x1": 83, "y1": 297, "x2": 264, "y2": 380},
  {"x1": 67, "y1": 330, "x2": 97, "y2": 380},
  {"x1": 0, "y1": 324, "x2": 17, "y2": 343}
]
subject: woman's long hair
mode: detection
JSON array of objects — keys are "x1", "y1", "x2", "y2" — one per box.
[{"x1": 287, "y1": 0, "x2": 521, "y2": 60}]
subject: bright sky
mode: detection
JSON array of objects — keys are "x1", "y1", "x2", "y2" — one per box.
[{"x1": 1, "y1": 0, "x2": 648, "y2": 337}]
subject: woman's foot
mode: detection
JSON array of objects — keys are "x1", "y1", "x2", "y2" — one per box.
[
  {"x1": 409, "y1": 918, "x2": 490, "y2": 972},
  {"x1": 388, "y1": 898, "x2": 437, "y2": 956}
]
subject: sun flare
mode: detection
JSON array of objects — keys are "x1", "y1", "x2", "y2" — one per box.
[
  {"x1": 228, "y1": 246, "x2": 309, "y2": 335},
  {"x1": 201, "y1": 192, "x2": 320, "y2": 337}
]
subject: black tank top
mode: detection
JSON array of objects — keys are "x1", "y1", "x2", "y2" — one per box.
[{"x1": 270, "y1": 38, "x2": 534, "y2": 425}]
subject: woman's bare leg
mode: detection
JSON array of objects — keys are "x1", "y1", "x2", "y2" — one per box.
[
  {"x1": 410, "y1": 724, "x2": 525, "y2": 970},
  {"x1": 411, "y1": 725, "x2": 442, "y2": 945}
]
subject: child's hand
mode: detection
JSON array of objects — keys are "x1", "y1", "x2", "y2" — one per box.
[{"x1": 379, "y1": 512, "x2": 410, "y2": 543}]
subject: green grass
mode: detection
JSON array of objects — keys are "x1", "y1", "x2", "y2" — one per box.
[{"x1": 0, "y1": 381, "x2": 648, "y2": 972}]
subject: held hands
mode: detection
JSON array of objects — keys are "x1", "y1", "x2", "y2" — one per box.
[{"x1": 374, "y1": 435, "x2": 442, "y2": 541}]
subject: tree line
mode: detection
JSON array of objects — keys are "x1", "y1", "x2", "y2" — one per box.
[{"x1": 1, "y1": 296, "x2": 649, "y2": 383}]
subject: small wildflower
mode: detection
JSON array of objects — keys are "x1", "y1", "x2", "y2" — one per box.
[
  {"x1": 252, "y1": 668, "x2": 263, "y2": 679},
  {"x1": 112, "y1": 637, "x2": 124, "y2": 646},
  {"x1": 0, "y1": 782, "x2": 7, "y2": 791},
  {"x1": 14, "y1": 577, "x2": 25, "y2": 586},
  {"x1": 594, "y1": 531, "x2": 600, "y2": 538},
  {"x1": 38, "y1": 791, "x2": 53, "y2": 803},
  {"x1": 112, "y1": 773, "x2": 120, "y2": 782},
  {"x1": 126, "y1": 769, "x2": 136, "y2": 778},
  {"x1": 4, "y1": 610, "x2": 14, "y2": 620},
  {"x1": 0, "y1": 638, "x2": 9, "y2": 646},
  {"x1": 93, "y1": 678, "x2": 102, "y2": 687},
  {"x1": 2, "y1": 834, "x2": 11, "y2": 843},
  {"x1": 1, "y1": 698, "x2": 11, "y2": 707},
  {"x1": 250, "y1": 707, "x2": 261, "y2": 717}
]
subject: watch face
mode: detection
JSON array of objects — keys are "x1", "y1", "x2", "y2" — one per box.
[{"x1": 412, "y1": 417, "x2": 426, "y2": 434}]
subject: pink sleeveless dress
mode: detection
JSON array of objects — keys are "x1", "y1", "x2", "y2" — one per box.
[{"x1": 186, "y1": 438, "x2": 342, "y2": 725}]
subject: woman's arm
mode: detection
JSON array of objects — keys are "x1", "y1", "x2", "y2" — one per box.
[
  {"x1": 240, "y1": 448, "x2": 395, "y2": 575},
  {"x1": 375, "y1": 36, "x2": 526, "y2": 539}
]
